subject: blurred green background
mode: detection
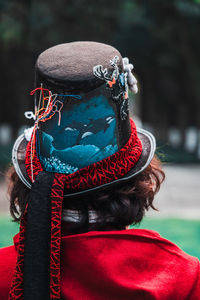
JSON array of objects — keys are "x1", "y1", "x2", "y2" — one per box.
[{"x1": 0, "y1": 0, "x2": 200, "y2": 258}]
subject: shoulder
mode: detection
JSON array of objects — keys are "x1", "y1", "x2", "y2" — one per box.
[
  {"x1": 64, "y1": 228, "x2": 200, "y2": 298},
  {"x1": 126, "y1": 228, "x2": 199, "y2": 269},
  {"x1": 65, "y1": 228, "x2": 199, "y2": 269},
  {"x1": 0, "y1": 243, "x2": 17, "y2": 300},
  {"x1": 119, "y1": 229, "x2": 200, "y2": 298},
  {"x1": 0, "y1": 243, "x2": 17, "y2": 271}
]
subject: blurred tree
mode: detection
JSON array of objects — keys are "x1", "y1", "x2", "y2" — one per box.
[
  {"x1": 0, "y1": 0, "x2": 122, "y2": 138},
  {"x1": 0, "y1": 0, "x2": 33, "y2": 137},
  {"x1": 0, "y1": 0, "x2": 200, "y2": 158},
  {"x1": 114, "y1": 0, "x2": 200, "y2": 152}
]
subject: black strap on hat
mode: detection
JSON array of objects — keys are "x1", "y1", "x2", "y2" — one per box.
[
  {"x1": 23, "y1": 172, "x2": 54, "y2": 299},
  {"x1": 9, "y1": 172, "x2": 65, "y2": 299}
]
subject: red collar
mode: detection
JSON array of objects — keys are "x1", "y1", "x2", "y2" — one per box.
[{"x1": 13, "y1": 228, "x2": 161, "y2": 251}]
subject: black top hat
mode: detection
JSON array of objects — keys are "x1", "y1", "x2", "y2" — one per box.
[
  {"x1": 10, "y1": 41, "x2": 156, "y2": 299},
  {"x1": 12, "y1": 41, "x2": 155, "y2": 197}
]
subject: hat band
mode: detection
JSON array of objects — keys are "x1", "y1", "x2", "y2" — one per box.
[{"x1": 25, "y1": 118, "x2": 142, "y2": 193}]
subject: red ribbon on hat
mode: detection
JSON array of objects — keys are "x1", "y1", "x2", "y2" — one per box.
[{"x1": 25, "y1": 119, "x2": 142, "y2": 191}]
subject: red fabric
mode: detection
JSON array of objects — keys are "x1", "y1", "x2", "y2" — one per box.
[
  {"x1": 8, "y1": 213, "x2": 27, "y2": 300},
  {"x1": 0, "y1": 243, "x2": 17, "y2": 300},
  {"x1": 25, "y1": 119, "x2": 142, "y2": 192},
  {"x1": 1, "y1": 229, "x2": 200, "y2": 300}
]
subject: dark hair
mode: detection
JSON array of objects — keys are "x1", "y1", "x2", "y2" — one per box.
[{"x1": 7, "y1": 156, "x2": 165, "y2": 232}]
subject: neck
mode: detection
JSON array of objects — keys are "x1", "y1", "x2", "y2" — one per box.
[{"x1": 61, "y1": 209, "x2": 126, "y2": 236}]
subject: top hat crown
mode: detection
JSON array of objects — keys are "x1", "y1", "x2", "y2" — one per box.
[{"x1": 36, "y1": 41, "x2": 123, "y2": 92}]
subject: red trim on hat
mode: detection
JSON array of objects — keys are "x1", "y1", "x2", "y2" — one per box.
[{"x1": 25, "y1": 119, "x2": 142, "y2": 191}]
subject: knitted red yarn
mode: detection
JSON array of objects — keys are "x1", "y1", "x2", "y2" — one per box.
[
  {"x1": 9, "y1": 118, "x2": 142, "y2": 299},
  {"x1": 25, "y1": 119, "x2": 142, "y2": 191},
  {"x1": 8, "y1": 213, "x2": 27, "y2": 299},
  {"x1": 49, "y1": 174, "x2": 65, "y2": 299}
]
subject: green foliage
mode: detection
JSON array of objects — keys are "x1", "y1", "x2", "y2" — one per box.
[
  {"x1": 0, "y1": 144, "x2": 12, "y2": 171},
  {"x1": 156, "y1": 142, "x2": 200, "y2": 163},
  {"x1": 0, "y1": 15, "x2": 22, "y2": 45},
  {"x1": 0, "y1": 216, "x2": 19, "y2": 248}
]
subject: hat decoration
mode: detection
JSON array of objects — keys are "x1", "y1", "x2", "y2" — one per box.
[
  {"x1": 9, "y1": 41, "x2": 155, "y2": 300},
  {"x1": 122, "y1": 57, "x2": 138, "y2": 94},
  {"x1": 93, "y1": 55, "x2": 129, "y2": 120},
  {"x1": 24, "y1": 87, "x2": 82, "y2": 182}
]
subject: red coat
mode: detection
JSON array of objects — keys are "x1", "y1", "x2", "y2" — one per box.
[{"x1": 0, "y1": 229, "x2": 199, "y2": 299}]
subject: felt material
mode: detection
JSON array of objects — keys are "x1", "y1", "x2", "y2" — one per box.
[
  {"x1": 36, "y1": 42, "x2": 123, "y2": 93},
  {"x1": 61, "y1": 229, "x2": 200, "y2": 300},
  {"x1": 1, "y1": 229, "x2": 200, "y2": 300},
  {"x1": 0, "y1": 244, "x2": 17, "y2": 300}
]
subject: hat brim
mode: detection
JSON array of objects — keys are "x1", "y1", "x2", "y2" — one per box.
[{"x1": 12, "y1": 128, "x2": 156, "y2": 197}]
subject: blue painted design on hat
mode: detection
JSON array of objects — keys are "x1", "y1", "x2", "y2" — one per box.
[{"x1": 38, "y1": 95, "x2": 118, "y2": 174}]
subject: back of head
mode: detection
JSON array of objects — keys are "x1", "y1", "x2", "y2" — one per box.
[{"x1": 9, "y1": 41, "x2": 165, "y2": 299}]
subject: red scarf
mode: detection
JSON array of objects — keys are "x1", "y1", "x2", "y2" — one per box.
[{"x1": 9, "y1": 119, "x2": 142, "y2": 299}]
